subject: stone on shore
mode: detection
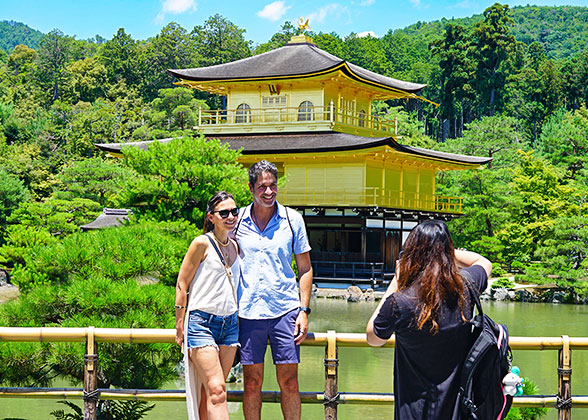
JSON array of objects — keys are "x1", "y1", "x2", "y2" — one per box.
[{"x1": 346, "y1": 286, "x2": 363, "y2": 302}]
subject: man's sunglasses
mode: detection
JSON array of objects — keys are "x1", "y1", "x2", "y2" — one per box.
[{"x1": 212, "y1": 208, "x2": 239, "y2": 218}]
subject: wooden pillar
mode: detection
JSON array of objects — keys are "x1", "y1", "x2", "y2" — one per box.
[
  {"x1": 84, "y1": 326, "x2": 99, "y2": 420},
  {"x1": 324, "y1": 330, "x2": 339, "y2": 420},
  {"x1": 557, "y1": 335, "x2": 572, "y2": 420}
]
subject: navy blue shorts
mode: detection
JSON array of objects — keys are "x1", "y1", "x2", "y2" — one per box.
[
  {"x1": 186, "y1": 310, "x2": 239, "y2": 350},
  {"x1": 238, "y1": 308, "x2": 300, "y2": 365}
]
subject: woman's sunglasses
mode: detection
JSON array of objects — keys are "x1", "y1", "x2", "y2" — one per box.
[{"x1": 212, "y1": 208, "x2": 239, "y2": 218}]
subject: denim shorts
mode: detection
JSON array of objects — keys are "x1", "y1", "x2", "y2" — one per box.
[
  {"x1": 239, "y1": 308, "x2": 300, "y2": 365},
  {"x1": 186, "y1": 309, "x2": 239, "y2": 350}
]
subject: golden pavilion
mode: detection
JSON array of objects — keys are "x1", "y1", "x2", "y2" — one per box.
[{"x1": 97, "y1": 34, "x2": 491, "y2": 285}]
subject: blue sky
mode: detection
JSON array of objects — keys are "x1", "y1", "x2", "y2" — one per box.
[{"x1": 1, "y1": 0, "x2": 587, "y2": 45}]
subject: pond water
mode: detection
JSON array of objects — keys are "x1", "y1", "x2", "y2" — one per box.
[{"x1": 1, "y1": 299, "x2": 587, "y2": 420}]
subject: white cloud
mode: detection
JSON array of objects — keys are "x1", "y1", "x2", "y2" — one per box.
[
  {"x1": 452, "y1": 0, "x2": 474, "y2": 9},
  {"x1": 357, "y1": 30, "x2": 378, "y2": 38},
  {"x1": 409, "y1": 0, "x2": 421, "y2": 7},
  {"x1": 257, "y1": 1, "x2": 291, "y2": 22},
  {"x1": 305, "y1": 3, "x2": 348, "y2": 24},
  {"x1": 156, "y1": 0, "x2": 197, "y2": 23},
  {"x1": 360, "y1": 0, "x2": 375, "y2": 5}
]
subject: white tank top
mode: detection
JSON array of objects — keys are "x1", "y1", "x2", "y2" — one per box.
[{"x1": 186, "y1": 239, "x2": 239, "y2": 316}]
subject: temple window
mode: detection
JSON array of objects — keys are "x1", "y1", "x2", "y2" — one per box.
[
  {"x1": 235, "y1": 103, "x2": 251, "y2": 123},
  {"x1": 298, "y1": 101, "x2": 314, "y2": 121},
  {"x1": 262, "y1": 96, "x2": 287, "y2": 107}
]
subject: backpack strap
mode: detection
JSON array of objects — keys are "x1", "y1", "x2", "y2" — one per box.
[
  {"x1": 284, "y1": 206, "x2": 295, "y2": 254},
  {"x1": 462, "y1": 269, "x2": 485, "y2": 329},
  {"x1": 233, "y1": 205, "x2": 248, "y2": 237}
]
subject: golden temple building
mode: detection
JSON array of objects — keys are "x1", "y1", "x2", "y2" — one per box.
[{"x1": 97, "y1": 34, "x2": 491, "y2": 286}]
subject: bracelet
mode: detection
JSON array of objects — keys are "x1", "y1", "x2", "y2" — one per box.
[{"x1": 174, "y1": 305, "x2": 187, "y2": 309}]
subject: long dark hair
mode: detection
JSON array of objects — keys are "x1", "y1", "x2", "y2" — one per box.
[
  {"x1": 396, "y1": 220, "x2": 465, "y2": 334},
  {"x1": 203, "y1": 191, "x2": 235, "y2": 234}
]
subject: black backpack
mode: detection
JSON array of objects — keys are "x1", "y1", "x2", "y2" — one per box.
[{"x1": 454, "y1": 275, "x2": 513, "y2": 420}]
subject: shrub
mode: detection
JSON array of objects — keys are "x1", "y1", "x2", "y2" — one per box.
[
  {"x1": 10, "y1": 219, "x2": 198, "y2": 291},
  {"x1": 0, "y1": 168, "x2": 30, "y2": 231},
  {"x1": 505, "y1": 377, "x2": 548, "y2": 419},
  {"x1": 492, "y1": 262, "x2": 507, "y2": 277},
  {"x1": 119, "y1": 134, "x2": 250, "y2": 226},
  {"x1": 491, "y1": 277, "x2": 515, "y2": 289}
]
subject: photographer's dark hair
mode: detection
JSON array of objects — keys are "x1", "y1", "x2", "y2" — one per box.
[
  {"x1": 203, "y1": 191, "x2": 234, "y2": 234},
  {"x1": 397, "y1": 220, "x2": 465, "y2": 334},
  {"x1": 248, "y1": 160, "x2": 278, "y2": 186}
]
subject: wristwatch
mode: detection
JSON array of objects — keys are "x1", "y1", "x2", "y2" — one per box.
[{"x1": 300, "y1": 306, "x2": 311, "y2": 315}]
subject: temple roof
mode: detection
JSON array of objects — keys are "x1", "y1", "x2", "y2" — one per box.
[
  {"x1": 94, "y1": 133, "x2": 491, "y2": 166},
  {"x1": 80, "y1": 208, "x2": 133, "y2": 231},
  {"x1": 169, "y1": 42, "x2": 425, "y2": 94}
]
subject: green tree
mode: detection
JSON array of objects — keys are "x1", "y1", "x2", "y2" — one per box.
[
  {"x1": 313, "y1": 32, "x2": 345, "y2": 59},
  {"x1": 442, "y1": 115, "x2": 524, "y2": 169},
  {"x1": 6, "y1": 44, "x2": 38, "y2": 77},
  {"x1": 118, "y1": 135, "x2": 250, "y2": 225},
  {"x1": 506, "y1": 42, "x2": 562, "y2": 143},
  {"x1": 0, "y1": 168, "x2": 29, "y2": 234},
  {"x1": 372, "y1": 102, "x2": 436, "y2": 148},
  {"x1": 138, "y1": 23, "x2": 193, "y2": 101},
  {"x1": 149, "y1": 87, "x2": 207, "y2": 131},
  {"x1": 342, "y1": 34, "x2": 388, "y2": 76},
  {"x1": 471, "y1": 3, "x2": 517, "y2": 116},
  {"x1": 439, "y1": 115, "x2": 523, "y2": 251},
  {"x1": 0, "y1": 140, "x2": 57, "y2": 199},
  {"x1": 97, "y1": 28, "x2": 140, "y2": 86},
  {"x1": 56, "y1": 157, "x2": 136, "y2": 206},
  {"x1": 191, "y1": 14, "x2": 251, "y2": 67},
  {"x1": 7, "y1": 197, "x2": 101, "y2": 238},
  {"x1": 534, "y1": 215, "x2": 588, "y2": 297},
  {"x1": 430, "y1": 23, "x2": 475, "y2": 138},
  {"x1": 255, "y1": 21, "x2": 299, "y2": 54},
  {"x1": 0, "y1": 220, "x2": 198, "y2": 392},
  {"x1": 536, "y1": 107, "x2": 588, "y2": 180},
  {"x1": 497, "y1": 151, "x2": 571, "y2": 262},
  {"x1": 62, "y1": 57, "x2": 108, "y2": 103},
  {"x1": 36, "y1": 29, "x2": 74, "y2": 102}
]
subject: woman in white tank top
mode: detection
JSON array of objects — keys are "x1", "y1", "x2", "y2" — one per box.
[{"x1": 175, "y1": 191, "x2": 240, "y2": 420}]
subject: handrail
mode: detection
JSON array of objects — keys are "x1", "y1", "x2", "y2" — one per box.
[
  {"x1": 197, "y1": 105, "x2": 399, "y2": 136},
  {"x1": 280, "y1": 187, "x2": 463, "y2": 213},
  {"x1": 1, "y1": 327, "x2": 587, "y2": 419},
  {"x1": 4, "y1": 327, "x2": 588, "y2": 348}
]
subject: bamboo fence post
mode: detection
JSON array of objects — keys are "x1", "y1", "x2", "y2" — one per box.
[
  {"x1": 557, "y1": 335, "x2": 572, "y2": 420},
  {"x1": 84, "y1": 326, "x2": 99, "y2": 420},
  {"x1": 324, "y1": 330, "x2": 339, "y2": 419}
]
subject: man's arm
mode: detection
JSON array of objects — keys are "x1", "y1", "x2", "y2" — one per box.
[{"x1": 294, "y1": 251, "x2": 312, "y2": 345}]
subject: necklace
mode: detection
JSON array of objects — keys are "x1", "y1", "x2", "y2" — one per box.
[
  {"x1": 208, "y1": 233, "x2": 233, "y2": 280},
  {"x1": 213, "y1": 232, "x2": 230, "y2": 247}
]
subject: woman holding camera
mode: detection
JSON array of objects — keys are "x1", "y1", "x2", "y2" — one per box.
[{"x1": 366, "y1": 220, "x2": 492, "y2": 420}]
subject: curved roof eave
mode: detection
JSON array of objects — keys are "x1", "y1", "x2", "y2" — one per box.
[
  {"x1": 94, "y1": 133, "x2": 491, "y2": 167},
  {"x1": 168, "y1": 43, "x2": 426, "y2": 94}
]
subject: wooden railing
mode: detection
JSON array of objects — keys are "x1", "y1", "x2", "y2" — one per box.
[
  {"x1": 1, "y1": 327, "x2": 587, "y2": 419},
  {"x1": 197, "y1": 103, "x2": 399, "y2": 136},
  {"x1": 281, "y1": 187, "x2": 464, "y2": 213}
]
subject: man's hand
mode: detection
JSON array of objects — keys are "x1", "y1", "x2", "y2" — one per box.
[{"x1": 294, "y1": 311, "x2": 308, "y2": 345}]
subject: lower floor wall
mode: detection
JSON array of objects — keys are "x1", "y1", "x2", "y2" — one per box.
[{"x1": 293, "y1": 206, "x2": 459, "y2": 282}]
